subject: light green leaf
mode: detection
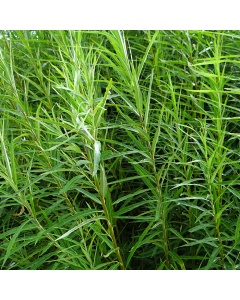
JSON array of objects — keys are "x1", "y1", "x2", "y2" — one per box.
[
  {"x1": 55, "y1": 216, "x2": 106, "y2": 241},
  {"x1": 92, "y1": 140, "x2": 101, "y2": 176}
]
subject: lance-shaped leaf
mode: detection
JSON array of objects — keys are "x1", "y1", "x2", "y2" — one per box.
[{"x1": 92, "y1": 140, "x2": 101, "y2": 176}]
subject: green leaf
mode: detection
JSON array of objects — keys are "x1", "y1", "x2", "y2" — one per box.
[
  {"x1": 55, "y1": 216, "x2": 106, "y2": 241},
  {"x1": 169, "y1": 228, "x2": 188, "y2": 243},
  {"x1": 151, "y1": 107, "x2": 164, "y2": 157},
  {"x1": 126, "y1": 221, "x2": 154, "y2": 268},
  {"x1": 204, "y1": 248, "x2": 220, "y2": 270},
  {"x1": 137, "y1": 31, "x2": 158, "y2": 80},
  {"x1": 92, "y1": 140, "x2": 101, "y2": 176},
  {"x1": 76, "y1": 188, "x2": 101, "y2": 205},
  {"x1": 234, "y1": 215, "x2": 240, "y2": 246},
  {"x1": 168, "y1": 251, "x2": 186, "y2": 270},
  {"x1": 182, "y1": 237, "x2": 218, "y2": 248},
  {"x1": 144, "y1": 69, "x2": 154, "y2": 128},
  {"x1": 188, "y1": 224, "x2": 214, "y2": 233},
  {"x1": 59, "y1": 175, "x2": 84, "y2": 194},
  {"x1": 2, "y1": 219, "x2": 31, "y2": 268},
  {"x1": 113, "y1": 189, "x2": 150, "y2": 205},
  {"x1": 114, "y1": 199, "x2": 155, "y2": 217}
]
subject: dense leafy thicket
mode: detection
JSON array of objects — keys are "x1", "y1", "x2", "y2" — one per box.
[{"x1": 0, "y1": 30, "x2": 239, "y2": 269}]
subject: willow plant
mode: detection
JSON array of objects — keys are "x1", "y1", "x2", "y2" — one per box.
[{"x1": 0, "y1": 30, "x2": 239, "y2": 270}]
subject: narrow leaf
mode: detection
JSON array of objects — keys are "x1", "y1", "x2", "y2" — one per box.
[{"x1": 92, "y1": 140, "x2": 101, "y2": 176}]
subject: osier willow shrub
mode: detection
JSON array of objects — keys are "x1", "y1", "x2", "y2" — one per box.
[{"x1": 0, "y1": 30, "x2": 239, "y2": 270}]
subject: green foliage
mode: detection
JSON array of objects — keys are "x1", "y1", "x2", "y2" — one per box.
[{"x1": 0, "y1": 30, "x2": 239, "y2": 270}]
